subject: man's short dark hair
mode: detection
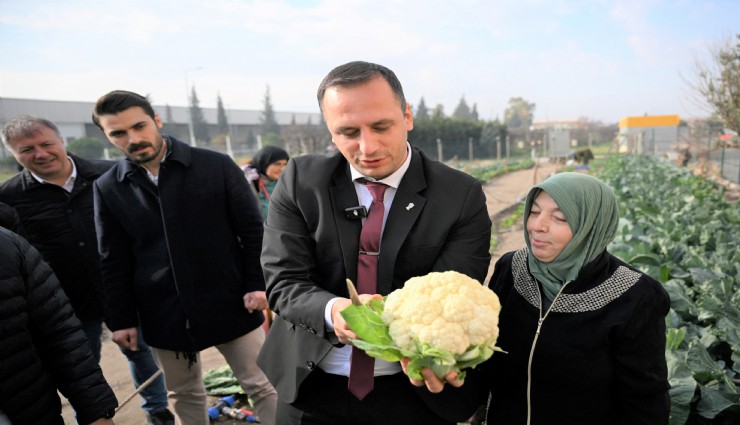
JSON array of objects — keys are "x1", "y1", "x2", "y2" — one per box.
[
  {"x1": 92, "y1": 90, "x2": 156, "y2": 129},
  {"x1": 317, "y1": 61, "x2": 407, "y2": 113},
  {"x1": 1, "y1": 115, "x2": 62, "y2": 150}
]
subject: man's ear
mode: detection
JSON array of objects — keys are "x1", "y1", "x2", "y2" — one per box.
[
  {"x1": 154, "y1": 114, "x2": 164, "y2": 129},
  {"x1": 405, "y1": 103, "x2": 414, "y2": 131}
]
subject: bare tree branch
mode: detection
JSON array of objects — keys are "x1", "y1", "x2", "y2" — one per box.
[{"x1": 689, "y1": 34, "x2": 740, "y2": 135}]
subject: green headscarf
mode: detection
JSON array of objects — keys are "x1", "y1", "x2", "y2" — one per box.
[{"x1": 523, "y1": 172, "x2": 619, "y2": 301}]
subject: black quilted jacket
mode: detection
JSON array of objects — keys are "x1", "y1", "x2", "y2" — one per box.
[
  {"x1": 0, "y1": 155, "x2": 114, "y2": 321},
  {"x1": 482, "y1": 249, "x2": 670, "y2": 425},
  {"x1": 0, "y1": 201, "x2": 20, "y2": 233},
  {"x1": 0, "y1": 228, "x2": 117, "y2": 424}
]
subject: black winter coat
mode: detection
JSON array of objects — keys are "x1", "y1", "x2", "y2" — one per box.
[
  {"x1": 0, "y1": 155, "x2": 113, "y2": 321},
  {"x1": 0, "y1": 201, "x2": 21, "y2": 233},
  {"x1": 0, "y1": 228, "x2": 117, "y2": 425},
  {"x1": 93, "y1": 137, "x2": 265, "y2": 351},
  {"x1": 483, "y1": 249, "x2": 670, "y2": 425}
]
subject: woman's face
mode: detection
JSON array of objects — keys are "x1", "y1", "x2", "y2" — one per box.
[
  {"x1": 265, "y1": 159, "x2": 288, "y2": 181},
  {"x1": 526, "y1": 191, "x2": 573, "y2": 263}
]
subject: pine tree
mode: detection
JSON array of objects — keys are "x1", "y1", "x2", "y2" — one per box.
[
  {"x1": 432, "y1": 104, "x2": 446, "y2": 120},
  {"x1": 216, "y1": 94, "x2": 229, "y2": 136},
  {"x1": 189, "y1": 86, "x2": 209, "y2": 144},
  {"x1": 166, "y1": 104, "x2": 174, "y2": 123},
  {"x1": 162, "y1": 104, "x2": 176, "y2": 136},
  {"x1": 261, "y1": 85, "x2": 281, "y2": 136},
  {"x1": 452, "y1": 96, "x2": 472, "y2": 121},
  {"x1": 416, "y1": 97, "x2": 429, "y2": 120}
]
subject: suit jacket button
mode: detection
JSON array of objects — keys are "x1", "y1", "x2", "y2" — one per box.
[{"x1": 306, "y1": 361, "x2": 315, "y2": 370}]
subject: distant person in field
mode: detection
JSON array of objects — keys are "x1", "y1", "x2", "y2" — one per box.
[
  {"x1": 575, "y1": 148, "x2": 593, "y2": 165},
  {"x1": 678, "y1": 147, "x2": 691, "y2": 167},
  {"x1": 91, "y1": 90, "x2": 277, "y2": 425},
  {"x1": 242, "y1": 146, "x2": 290, "y2": 219},
  {"x1": 482, "y1": 172, "x2": 670, "y2": 424},
  {"x1": 0, "y1": 115, "x2": 174, "y2": 425}
]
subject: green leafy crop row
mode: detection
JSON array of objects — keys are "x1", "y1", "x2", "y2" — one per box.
[
  {"x1": 464, "y1": 159, "x2": 534, "y2": 183},
  {"x1": 598, "y1": 155, "x2": 739, "y2": 424}
]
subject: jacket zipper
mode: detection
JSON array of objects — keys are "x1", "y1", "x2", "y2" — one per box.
[{"x1": 526, "y1": 281, "x2": 570, "y2": 425}]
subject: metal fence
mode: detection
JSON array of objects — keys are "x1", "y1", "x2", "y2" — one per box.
[{"x1": 709, "y1": 147, "x2": 740, "y2": 183}]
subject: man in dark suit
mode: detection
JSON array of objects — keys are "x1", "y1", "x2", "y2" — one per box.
[
  {"x1": 257, "y1": 61, "x2": 492, "y2": 425},
  {"x1": 91, "y1": 91, "x2": 277, "y2": 425}
]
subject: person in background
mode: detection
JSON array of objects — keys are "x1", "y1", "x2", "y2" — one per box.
[
  {"x1": 92, "y1": 90, "x2": 277, "y2": 425},
  {"x1": 481, "y1": 172, "x2": 670, "y2": 424},
  {"x1": 0, "y1": 227, "x2": 118, "y2": 425},
  {"x1": 243, "y1": 146, "x2": 289, "y2": 220},
  {"x1": 0, "y1": 116, "x2": 174, "y2": 425},
  {"x1": 257, "y1": 60, "x2": 491, "y2": 425}
]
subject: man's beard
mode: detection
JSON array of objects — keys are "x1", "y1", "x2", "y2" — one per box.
[{"x1": 127, "y1": 136, "x2": 164, "y2": 164}]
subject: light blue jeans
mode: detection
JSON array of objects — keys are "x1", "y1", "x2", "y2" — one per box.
[{"x1": 81, "y1": 320, "x2": 169, "y2": 414}]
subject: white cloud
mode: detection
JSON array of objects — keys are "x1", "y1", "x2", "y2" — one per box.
[{"x1": 1, "y1": 0, "x2": 737, "y2": 122}]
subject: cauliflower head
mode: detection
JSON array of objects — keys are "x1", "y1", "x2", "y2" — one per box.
[
  {"x1": 341, "y1": 271, "x2": 503, "y2": 380},
  {"x1": 382, "y1": 271, "x2": 501, "y2": 355}
]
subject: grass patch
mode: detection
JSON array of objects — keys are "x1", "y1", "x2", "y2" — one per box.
[{"x1": 0, "y1": 169, "x2": 18, "y2": 184}]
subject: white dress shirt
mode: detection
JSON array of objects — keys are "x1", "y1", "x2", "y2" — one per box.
[
  {"x1": 30, "y1": 156, "x2": 77, "y2": 192},
  {"x1": 319, "y1": 143, "x2": 413, "y2": 376}
]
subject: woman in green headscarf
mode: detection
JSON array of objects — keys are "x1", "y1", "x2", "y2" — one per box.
[{"x1": 480, "y1": 172, "x2": 670, "y2": 425}]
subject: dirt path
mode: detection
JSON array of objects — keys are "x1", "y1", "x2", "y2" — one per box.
[
  {"x1": 61, "y1": 162, "x2": 559, "y2": 424},
  {"x1": 484, "y1": 162, "x2": 559, "y2": 280}
]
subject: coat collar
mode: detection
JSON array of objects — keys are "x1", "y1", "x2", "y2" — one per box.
[
  {"x1": 329, "y1": 154, "x2": 362, "y2": 285},
  {"x1": 69, "y1": 154, "x2": 108, "y2": 180},
  {"x1": 17, "y1": 153, "x2": 103, "y2": 192},
  {"x1": 377, "y1": 148, "x2": 427, "y2": 293},
  {"x1": 115, "y1": 135, "x2": 191, "y2": 183}
]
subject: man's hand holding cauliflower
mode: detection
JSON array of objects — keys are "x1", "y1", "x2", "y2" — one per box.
[{"x1": 338, "y1": 271, "x2": 502, "y2": 393}]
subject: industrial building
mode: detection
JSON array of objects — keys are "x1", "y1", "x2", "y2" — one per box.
[
  {"x1": 0, "y1": 97, "x2": 323, "y2": 158},
  {"x1": 617, "y1": 114, "x2": 687, "y2": 154}
]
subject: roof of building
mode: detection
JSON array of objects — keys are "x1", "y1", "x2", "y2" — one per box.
[
  {"x1": 618, "y1": 115, "x2": 680, "y2": 128},
  {"x1": 0, "y1": 97, "x2": 322, "y2": 126}
]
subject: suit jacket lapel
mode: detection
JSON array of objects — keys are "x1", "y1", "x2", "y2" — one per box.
[
  {"x1": 329, "y1": 162, "x2": 362, "y2": 287},
  {"x1": 377, "y1": 151, "x2": 426, "y2": 295}
]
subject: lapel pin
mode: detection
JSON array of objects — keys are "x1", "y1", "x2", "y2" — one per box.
[{"x1": 406, "y1": 203, "x2": 415, "y2": 211}]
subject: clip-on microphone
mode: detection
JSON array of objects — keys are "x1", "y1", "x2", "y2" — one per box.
[{"x1": 344, "y1": 206, "x2": 367, "y2": 220}]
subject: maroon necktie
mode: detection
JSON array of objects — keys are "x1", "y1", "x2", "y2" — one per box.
[{"x1": 348, "y1": 179, "x2": 387, "y2": 400}]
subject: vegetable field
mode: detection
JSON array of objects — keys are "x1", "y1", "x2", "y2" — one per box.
[{"x1": 598, "y1": 155, "x2": 739, "y2": 424}]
